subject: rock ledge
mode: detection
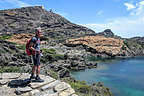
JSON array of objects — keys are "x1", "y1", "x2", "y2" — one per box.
[{"x1": 0, "y1": 73, "x2": 78, "y2": 96}]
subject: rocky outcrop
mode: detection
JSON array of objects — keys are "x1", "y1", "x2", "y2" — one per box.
[
  {"x1": 65, "y1": 35, "x2": 127, "y2": 57},
  {"x1": 95, "y1": 29, "x2": 144, "y2": 56},
  {"x1": 7, "y1": 33, "x2": 34, "y2": 44},
  {"x1": 90, "y1": 82, "x2": 113, "y2": 96},
  {"x1": 97, "y1": 29, "x2": 115, "y2": 37},
  {"x1": 129, "y1": 37, "x2": 144, "y2": 45},
  {"x1": 96, "y1": 29, "x2": 121, "y2": 39},
  {"x1": 0, "y1": 6, "x2": 95, "y2": 41},
  {"x1": 124, "y1": 37, "x2": 144, "y2": 56},
  {"x1": 0, "y1": 73, "x2": 77, "y2": 96},
  {"x1": 0, "y1": 39, "x2": 32, "y2": 67}
]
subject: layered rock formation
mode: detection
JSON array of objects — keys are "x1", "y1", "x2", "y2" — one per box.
[
  {"x1": 0, "y1": 73, "x2": 77, "y2": 96},
  {"x1": 0, "y1": 6, "x2": 95, "y2": 40},
  {"x1": 65, "y1": 35, "x2": 127, "y2": 57}
]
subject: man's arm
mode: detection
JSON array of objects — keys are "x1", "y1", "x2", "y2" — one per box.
[
  {"x1": 29, "y1": 42, "x2": 41, "y2": 54},
  {"x1": 29, "y1": 42, "x2": 35, "y2": 52}
]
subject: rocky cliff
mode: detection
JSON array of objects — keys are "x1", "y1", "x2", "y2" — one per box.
[
  {"x1": 96, "y1": 29, "x2": 122, "y2": 39},
  {"x1": 64, "y1": 29, "x2": 144, "y2": 57},
  {"x1": 65, "y1": 35, "x2": 132, "y2": 57},
  {"x1": 124, "y1": 37, "x2": 144, "y2": 56},
  {"x1": 0, "y1": 6, "x2": 95, "y2": 40},
  {"x1": 0, "y1": 6, "x2": 143, "y2": 57}
]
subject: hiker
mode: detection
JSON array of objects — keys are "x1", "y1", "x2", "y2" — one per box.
[{"x1": 29, "y1": 28, "x2": 44, "y2": 82}]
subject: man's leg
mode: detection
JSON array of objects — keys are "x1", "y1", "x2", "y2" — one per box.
[
  {"x1": 30, "y1": 66, "x2": 36, "y2": 79},
  {"x1": 36, "y1": 65, "x2": 40, "y2": 77},
  {"x1": 35, "y1": 54, "x2": 44, "y2": 82},
  {"x1": 30, "y1": 55, "x2": 37, "y2": 79},
  {"x1": 31, "y1": 65, "x2": 37, "y2": 75}
]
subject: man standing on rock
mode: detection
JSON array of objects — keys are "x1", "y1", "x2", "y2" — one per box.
[{"x1": 29, "y1": 28, "x2": 44, "y2": 82}]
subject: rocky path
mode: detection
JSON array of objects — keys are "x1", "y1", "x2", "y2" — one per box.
[{"x1": 0, "y1": 73, "x2": 78, "y2": 96}]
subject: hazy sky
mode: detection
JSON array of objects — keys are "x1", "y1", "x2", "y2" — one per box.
[{"x1": 0, "y1": 0, "x2": 144, "y2": 38}]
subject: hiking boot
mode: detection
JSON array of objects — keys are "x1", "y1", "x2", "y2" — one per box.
[
  {"x1": 30, "y1": 75, "x2": 36, "y2": 80},
  {"x1": 35, "y1": 76, "x2": 44, "y2": 82}
]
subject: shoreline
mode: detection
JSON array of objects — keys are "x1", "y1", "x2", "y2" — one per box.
[{"x1": 70, "y1": 56, "x2": 144, "y2": 96}]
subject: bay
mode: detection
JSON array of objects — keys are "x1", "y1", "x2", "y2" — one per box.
[{"x1": 71, "y1": 57, "x2": 144, "y2": 96}]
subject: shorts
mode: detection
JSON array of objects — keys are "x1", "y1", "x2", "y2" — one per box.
[{"x1": 32, "y1": 54, "x2": 40, "y2": 66}]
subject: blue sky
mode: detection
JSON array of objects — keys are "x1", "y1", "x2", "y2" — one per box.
[{"x1": 0, "y1": 0, "x2": 144, "y2": 38}]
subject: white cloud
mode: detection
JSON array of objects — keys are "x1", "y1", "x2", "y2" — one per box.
[
  {"x1": 97, "y1": 10, "x2": 103, "y2": 15},
  {"x1": 124, "y1": 3, "x2": 136, "y2": 10},
  {"x1": 81, "y1": 1, "x2": 144, "y2": 38},
  {"x1": 126, "y1": 1, "x2": 144, "y2": 16},
  {"x1": 4, "y1": 0, "x2": 31, "y2": 7},
  {"x1": 82, "y1": 16, "x2": 144, "y2": 38},
  {"x1": 135, "y1": 1, "x2": 144, "y2": 16},
  {"x1": 139, "y1": 1, "x2": 144, "y2": 5}
]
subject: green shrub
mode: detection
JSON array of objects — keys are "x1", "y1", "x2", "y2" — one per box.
[
  {"x1": 0, "y1": 49, "x2": 6, "y2": 54},
  {"x1": 42, "y1": 48, "x2": 56, "y2": 54},
  {"x1": 66, "y1": 79, "x2": 90, "y2": 94},
  {"x1": 52, "y1": 54, "x2": 65, "y2": 60},
  {"x1": 46, "y1": 70, "x2": 59, "y2": 79},
  {"x1": 0, "y1": 66, "x2": 21, "y2": 73},
  {"x1": 16, "y1": 44, "x2": 25, "y2": 50},
  {"x1": 0, "y1": 34, "x2": 12, "y2": 40}
]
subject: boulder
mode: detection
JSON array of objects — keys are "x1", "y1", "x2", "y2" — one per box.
[
  {"x1": 58, "y1": 68, "x2": 70, "y2": 78},
  {"x1": 54, "y1": 82, "x2": 71, "y2": 92}
]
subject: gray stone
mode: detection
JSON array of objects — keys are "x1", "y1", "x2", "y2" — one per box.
[
  {"x1": 16, "y1": 86, "x2": 32, "y2": 92},
  {"x1": 18, "y1": 73, "x2": 30, "y2": 79},
  {"x1": 0, "y1": 79, "x2": 10, "y2": 85},
  {"x1": 59, "y1": 88, "x2": 75, "y2": 96},
  {"x1": 71, "y1": 94, "x2": 78, "y2": 96},
  {"x1": 0, "y1": 86, "x2": 17, "y2": 96},
  {"x1": 42, "y1": 88, "x2": 55, "y2": 94},
  {"x1": 29, "y1": 89, "x2": 40, "y2": 96},
  {"x1": 54, "y1": 82, "x2": 71, "y2": 92},
  {"x1": 41, "y1": 80, "x2": 61, "y2": 91},
  {"x1": 2, "y1": 73, "x2": 21, "y2": 79},
  {"x1": 0, "y1": 73, "x2": 77, "y2": 96},
  {"x1": 41, "y1": 92, "x2": 58, "y2": 96},
  {"x1": 30, "y1": 75, "x2": 55, "y2": 89}
]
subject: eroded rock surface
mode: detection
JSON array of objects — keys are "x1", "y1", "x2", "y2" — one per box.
[{"x1": 0, "y1": 73, "x2": 76, "y2": 96}]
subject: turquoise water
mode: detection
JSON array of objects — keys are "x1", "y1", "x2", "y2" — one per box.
[{"x1": 71, "y1": 57, "x2": 144, "y2": 96}]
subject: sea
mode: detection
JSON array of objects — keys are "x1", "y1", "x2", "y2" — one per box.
[{"x1": 71, "y1": 57, "x2": 144, "y2": 96}]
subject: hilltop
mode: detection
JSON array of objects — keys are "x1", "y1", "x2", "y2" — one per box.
[{"x1": 0, "y1": 6, "x2": 95, "y2": 41}]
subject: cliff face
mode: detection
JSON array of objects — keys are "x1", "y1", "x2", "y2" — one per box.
[
  {"x1": 124, "y1": 37, "x2": 144, "y2": 56},
  {"x1": 0, "y1": 6, "x2": 144, "y2": 58},
  {"x1": 65, "y1": 35, "x2": 129, "y2": 57},
  {"x1": 0, "y1": 6, "x2": 95, "y2": 39}
]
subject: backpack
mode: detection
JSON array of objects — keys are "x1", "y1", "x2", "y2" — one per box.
[
  {"x1": 25, "y1": 38, "x2": 32, "y2": 56},
  {"x1": 26, "y1": 36, "x2": 40, "y2": 56}
]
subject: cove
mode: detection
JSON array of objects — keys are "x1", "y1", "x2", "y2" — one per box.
[{"x1": 71, "y1": 57, "x2": 144, "y2": 96}]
